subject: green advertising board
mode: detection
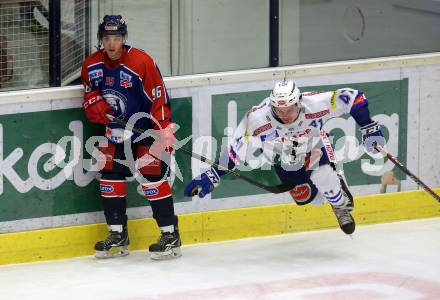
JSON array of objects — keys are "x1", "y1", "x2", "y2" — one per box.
[{"x1": 0, "y1": 79, "x2": 409, "y2": 222}]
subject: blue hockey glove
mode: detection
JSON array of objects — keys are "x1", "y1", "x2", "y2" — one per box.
[
  {"x1": 184, "y1": 167, "x2": 221, "y2": 198},
  {"x1": 360, "y1": 121, "x2": 384, "y2": 154}
]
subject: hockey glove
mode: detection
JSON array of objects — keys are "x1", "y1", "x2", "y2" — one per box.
[
  {"x1": 360, "y1": 121, "x2": 384, "y2": 154},
  {"x1": 148, "y1": 121, "x2": 176, "y2": 162},
  {"x1": 82, "y1": 90, "x2": 112, "y2": 125},
  {"x1": 184, "y1": 167, "x2": 221, "y2": 198},
  {"x1": 156, "y1": 121, "x2": 175, "y2": 153}
]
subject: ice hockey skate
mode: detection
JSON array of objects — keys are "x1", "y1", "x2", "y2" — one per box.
[
  {"x1": 94, "y1": 226, "x2": 130, "y2": 259},
  {"x1": 331, "y1": 188, "x2": 355, "y2": 235},
  {"x1": 149, "y1": 229, "x2": 182, "y2": 260}
]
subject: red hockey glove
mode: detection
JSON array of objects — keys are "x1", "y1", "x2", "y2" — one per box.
[
  {"x1": 150, "y1": 121, "x2": 175, "y2": 158},
  {"x1": 82, "y1": 90, "x2": 112, "y2": 125},
  {"x1": 158, "y1": 121, "x2": 176, "y2": 153}
]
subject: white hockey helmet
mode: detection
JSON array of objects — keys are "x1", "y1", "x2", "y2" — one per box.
[{"x1": 269, "y1": 80, "x2": 301, "y2": 108}]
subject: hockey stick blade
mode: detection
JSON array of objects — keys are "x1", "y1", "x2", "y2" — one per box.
[
  {"x1": 105, "y1": 114, "x2": 295, "y2": 194},
  {"x1": 374, "y1": 143, "x2": 440, "y2": 202}
]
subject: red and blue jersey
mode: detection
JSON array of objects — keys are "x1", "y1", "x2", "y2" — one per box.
[{"x1": 81, "y1": 45, "x2": 171, "y2": 136}]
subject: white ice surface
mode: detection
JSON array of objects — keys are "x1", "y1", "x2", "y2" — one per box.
[{"x1": 1, "y1": 218, "x2": 440, "y2": 300}]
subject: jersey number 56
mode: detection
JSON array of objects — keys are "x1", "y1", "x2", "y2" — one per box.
[{"x1": 152, "y1": 86, "x2": 162, "y2": 99}]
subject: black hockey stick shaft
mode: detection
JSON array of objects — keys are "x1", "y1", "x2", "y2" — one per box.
[
  {"x1": 105, "y1": 114, "x2": 294, "y2": 194},
  {"x1": 374, "y1": 143, "x2": 440, "y2": 202},
  {"x1": 184, "y1": 149, "x2": 293, "y2": 195}
]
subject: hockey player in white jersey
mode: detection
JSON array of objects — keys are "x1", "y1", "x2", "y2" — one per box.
[{"x1": 184, "y1": 80, "x2": 385, "y2": 235}]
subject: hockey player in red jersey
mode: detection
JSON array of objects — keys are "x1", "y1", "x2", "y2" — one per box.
[
  {"x1": 184, "y1": 80, "x2": 385, "y2": 235},
  {"x1": 81, "y1": 15, "x2": 181, "y2": 260}
]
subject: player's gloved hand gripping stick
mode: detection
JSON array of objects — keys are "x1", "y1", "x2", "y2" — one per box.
[
  {"x1": 105, "y1": 114, "x2": 295, "y2": 195},
  {"x1": 361, "y1": 121, "x2": 384, "y2": 154}
]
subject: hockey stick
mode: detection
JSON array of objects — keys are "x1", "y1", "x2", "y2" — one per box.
[
  {"x1": 374, "y1": 143, "x2": 440, "y2": 202},
  {"x1": 104, "y1": 114, "x2": 295, "y2": 194}
]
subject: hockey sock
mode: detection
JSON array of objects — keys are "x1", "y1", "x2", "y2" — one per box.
[
  {"x1": 109, "y1": 224, "x2": 123, "y2": 232},
  {"x1": 149, "y1": 196, "x2": 178, "y2": 228},
  {"x1": 102, "y1": 196, "x2": 128, "y2": 226},
  {"x1": 160, "y1": 224, "x2": 175, "y2": 233}
]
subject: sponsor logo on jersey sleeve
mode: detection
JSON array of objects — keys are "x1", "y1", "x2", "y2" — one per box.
[
  {"x1": 89, "y1": 69, "x2": 103, "y2": 80},
  {"x1": 252, "y1": 123, "x2": 273, "y2": 136},
  {"x1": 120, "y1": 70, "x2": 133, "y2": 88},
  {"x1": 305, "y1": 109, "x2": 330, "y2": 119}
]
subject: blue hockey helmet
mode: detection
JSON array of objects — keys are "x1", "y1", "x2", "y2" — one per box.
[{"x1": 98, "y1": 15, "x2": 127, "y2": 40}]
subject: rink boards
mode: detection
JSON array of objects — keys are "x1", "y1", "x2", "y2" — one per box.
[
  {"x1": 0, "y1": 53, "x2": 440, "y2": 265},
  {"x1": 0, "y1": 189, "x2": 439, "y2": 265}
]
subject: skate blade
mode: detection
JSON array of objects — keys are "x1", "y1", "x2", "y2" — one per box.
[
  {"x1": 95, "y1": 246, "x2": 129, "y2": 259},
  {"x1": 150, "y1": 247, "x2": 182, "y2": 260}
]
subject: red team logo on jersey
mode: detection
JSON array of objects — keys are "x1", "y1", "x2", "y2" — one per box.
[{"x1": 289, "y1": 184, "x2": 312, "y2": 203}]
